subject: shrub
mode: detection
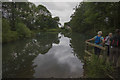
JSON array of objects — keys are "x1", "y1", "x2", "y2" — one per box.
[
  {"x1": 16, "y1": 23, "x2": 31, "y2": 38},
  {"x1": 85, "y1": 54, "x2": 114, "y2": 78},
  {"x1": 2, "y1": 19, "x2": 18, "y2": 43}
]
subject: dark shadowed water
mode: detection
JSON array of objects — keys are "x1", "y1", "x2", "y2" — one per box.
[{"x1": 2, "y1": 32, "x2": 88, "y2": 78}]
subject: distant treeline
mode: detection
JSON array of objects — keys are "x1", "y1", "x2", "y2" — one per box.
[
  {"x1": 2, "y1": 2, "x2": 60, "y2": 43},
  {"x1": 70, "y1": 2, "x2": 120, "y2": 35}
]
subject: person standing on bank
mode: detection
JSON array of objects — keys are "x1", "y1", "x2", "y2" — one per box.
[
  {"x1": 110, "y1": 29, "x2": 120, "y2": 67},
  {"x1": 86, "y1": 31, "x2": 104, "y2": 55},
  {"x1": 105, "y1": 33, "x2": 112, "y2": 56}
]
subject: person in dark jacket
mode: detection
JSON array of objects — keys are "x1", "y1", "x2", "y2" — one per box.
[{"x1": 109, "y1": 29, "x2": 120, "y2": 67}]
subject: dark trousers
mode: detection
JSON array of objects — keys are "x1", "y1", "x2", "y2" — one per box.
[
  {"x1": 106, "y1": 45, "x2": 110, "y2": 56},
  {"x1": 109, "y1": 47, "x2": 120, "y2": 67},
  {"x1": 94, "y1": 47, "x2": 101, "y2": 55}
]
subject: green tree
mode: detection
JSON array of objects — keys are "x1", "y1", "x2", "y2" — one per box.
[
  {"x1": 70, "y1": 2, "x2": 120, "y2": 35},
  {"x1": 2, "y1": 2, "x2": 60, "y2": 43},
  {"x1": 16, "y1": 23, "x2": 31, "y2": 38},
  {"x1": 2, "y1": 19, "x2": 18, "y2": 43}
]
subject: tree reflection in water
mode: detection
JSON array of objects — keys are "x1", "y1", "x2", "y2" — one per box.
[
  {"x1": 3, "y1": 32, "x2": 86, "y2": 78},
  {"x1": 2, "y1": 32, "x2": 59, "y2": 78}
]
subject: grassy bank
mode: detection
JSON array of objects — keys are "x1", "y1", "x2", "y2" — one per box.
[{"x1": 84, "y1": 54, "x2": 114, "y2": 78}]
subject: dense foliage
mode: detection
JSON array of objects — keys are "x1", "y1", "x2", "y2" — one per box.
[
  {"x1": 70, "y1": 2, "x2": 120, "y2": 35},
  {"x1": 85, "y1": 54, "x2": 114, "y2": 78},
  {"x1": 16, "y1": 23, "x2": 31, "y2": 38},
  {"x1": 2, "y1": 2, "x2": 60, "y2": 43},
  {"x1": 2, "y1": 19, "x2": 18, "y2": 43}
]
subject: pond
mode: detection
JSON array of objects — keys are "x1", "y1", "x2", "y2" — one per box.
[{"x1": 2, "y1": 32, "x2": 89, "y2": 78}]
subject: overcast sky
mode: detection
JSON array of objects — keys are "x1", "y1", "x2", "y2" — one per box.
[{"x1": 31, "y1": 2, "x2": 80, "y2": 26}]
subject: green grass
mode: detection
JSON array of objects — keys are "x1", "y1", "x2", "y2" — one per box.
[
  {"x1": 46, "y1": 29, "x2": 59, "y2": 32},
  {"x1": 85, "y1": 54, "x2": 114, "y2": 78}
]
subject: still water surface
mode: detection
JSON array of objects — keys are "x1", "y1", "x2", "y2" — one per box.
[{"x1": 2, "y1": 32, "x2": 88, "y2": 78}]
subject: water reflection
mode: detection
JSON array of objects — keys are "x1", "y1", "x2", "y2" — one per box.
[
  {"x1": 2, "y1": 32, "x2": 59, "y2": 78},
  {"x1": 63, "y1": 32, "x2": 89, "y2": 62},
  {"x1": 2, "y1": 32, "x2": 84, "y2": 78},
  {"x1": 33, "y1": 33, "x2": 83, "y2": 78}
]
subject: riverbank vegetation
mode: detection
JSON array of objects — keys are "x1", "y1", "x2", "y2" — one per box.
[
  {"x1": 70, "y1": 2, "x2": 120, "y2": 35},
  {"x1": 69, "y1": 2, "x2": 120, "y2": 78},
  {"x1": 2, "y1": 2, "x2": 60, "y2": 43},
  {"x1": 84, "y1": 54, "x2": 114, "y2": 78}
]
